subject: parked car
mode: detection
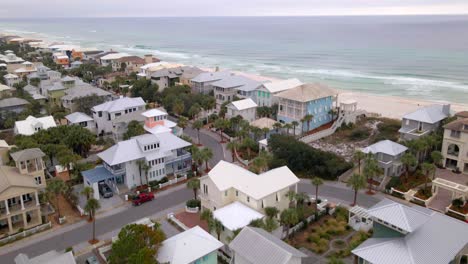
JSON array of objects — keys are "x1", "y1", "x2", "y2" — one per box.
[
  {"x1": 132, "y1": 192, "x2": 154, "y2": 206},
  {"x1": 307, "y1": 195, "x2": 328, "y2": 208},
  {"x1": 85, "y1": 256, "x2": 99, "y2": 264},
  {"x1": 98, "y1": 182, "x2": 113, "y2": 198}
]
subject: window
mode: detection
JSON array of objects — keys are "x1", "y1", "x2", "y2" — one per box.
[
  {"x1": 236, "y1": 190, "x2": 238, "y2": 196},
  {"x1": 98, "y1": 111, "x2": 102, "y2": 117},
  {"x1": 35, "y1": 176, "x2": 42, "y2": 185},
  {"x1": 276, "y1": 193, "x2": 278, "y2": 202},
  {"x1": 225, "y1": 191, "x2": 228, "y2": 196},
  {"x1": 247, "y1": 196, "x2": 250, "y2": 202},
  {"x1": 261, "y1": 200, "x2": 264, "y2": 208}
]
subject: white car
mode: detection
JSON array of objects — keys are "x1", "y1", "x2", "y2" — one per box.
[{"x1": 307, "y1": 195, "x2": 328, "y2": 209}]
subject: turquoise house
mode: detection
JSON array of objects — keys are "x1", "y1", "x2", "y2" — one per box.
[{"x1": 275, "y1": 83, "x2": 337, "y2": 134}]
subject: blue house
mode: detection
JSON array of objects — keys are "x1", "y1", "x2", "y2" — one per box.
[{"x1": 275, "y1": 83, "x2": 337, "y2": 134}]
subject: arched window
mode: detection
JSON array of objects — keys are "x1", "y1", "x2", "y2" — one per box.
[{"x1": 447, "y1": 144, "x2": 460, "y2": 157}]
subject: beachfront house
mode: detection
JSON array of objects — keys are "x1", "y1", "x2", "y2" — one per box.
[
  {"x1": 212, "y1": 75, "x2": 262, "y2": 108},
  {"x1": 352, "y1": 199, "x2": 468, "y2": 264},
  {"x1": 361, "y1": 140, "x2": 408, "y2": 177},
  {"x1": 254, "y1": 78, "x2": 303, "y2": 107},
  {"x1": 150, "y1": 66, "x2": 205, "y2": 91},
  {"x1": 0, "y1": 51, "x2": 25, "y2": 65},
  {"x1": 0, "y1": 97, "x2": 30, "y2": 115},
  {"x1": 4, "y1": 73, "x2": 20, "y2": 87},
  {"x1": 60, "y1": 85, "x2": 113, "y2": 113},
  {"x1": 91, "y1": 97, "x2": 146, "y2": 135},
  {"x1": 112, "y1": 56, "x2": 146, "y2": 73},
  {"x1": 65, "y1": 112, "x2": 96, "y2": 133},
  {"x1": 275, "y1": 83, "x2": 337, "y2": 135},
  {"x1": 229, "y1": 226, "x2": 307, "y2": 264},
  {"x1": 157, "y1": 226, "x2": 223, "y2": 264},
  {"x1": 99, "y1": 52, "x2": 131, "y2": 67},
  {"x1": 53, "y1": 53, "x2": 70, "y2": 67},
  {"x1": 71, "y1": 47, "x2": 103, "y2": 61},
  {"x1": 14, "y1": 116, "x2": 57, "y2": 136},
  {"x1": 190, "y1": 71, "x2": 233, "y2": 95},
  {"x1": 226, "y1": 98, "x2": 258, "y2": 122},
  {"x1": 399, "y1": 104, "x2": 451, "y2": 141},
  {"x1": 90, "y1": 133, "x2": 192, "y2": 189},
  {"x1": 0, "y1": 149, "x2": 46, "y2": 235},
  {"x1": 442, "y1": 111, "x2": 468, "y2": 174},
  {"x1": 136, "y1": 61, "x2": 180, "y2": 80}
]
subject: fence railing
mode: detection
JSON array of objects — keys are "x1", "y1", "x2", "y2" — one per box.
[
  {"x1": 446, "y1": 206, "x2": 468, "y2": 220},
  {"x1": 159, "y1": 175, "x2": 187, "y2": 189},
  {"x1": 0, "y1": 222, "x2": 52, "y2": 245},
  {"x1": 167, "y1": 213, "x2": 189, "y2": 231}
]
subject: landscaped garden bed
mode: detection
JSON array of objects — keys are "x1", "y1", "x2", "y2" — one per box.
[
  {"x1": 326, "y1": 230, "x2": 372, "y2": 259},
  {"x1": 388, "y1": 174, "x2": 430, "y2": 193}
]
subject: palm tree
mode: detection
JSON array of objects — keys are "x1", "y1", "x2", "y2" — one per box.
[
  {"x1": 201, "y1": 148, "x2": 213, "y2": 172},
  {"x1": 353, "y1": 150, "x2": 366, "y2": 174},
  {"x1": 192, "y1": 120, "x2": 204, "y2": 145},
  {"x1": 283, "y1": 123, "x2": 293, "y2": 135},
  {"x1": 401, "y1": 153, "x2": 417, "y2": 182},
  {"x1": 295, "y1": 192, "x2": 308, "y2": 208},
  {"x1": 273, "y1": 122, "x2": 283, "y2": 134},
  {"x1": 303, "y1": 114, "x2": 314, "y2": 133},
  {"x1": 363, "y1": 154, "x2": 380, "y2": 194},
  {"x1": 264, "y1": 207, "x2": 279, "y2": 219},
  {"x1": 242, "y1": 137, "x2": 256, "y2": 158},
  {"x1": 142, "y1": 163, "x2": 151, "y2": 186},
  {"x1": 200, "y1": 209, "x2": 223, "y2": 240},
  {"x1": 261, "y1": 127, "x2": 270, "y2": 139},
  {"x1": 251, "y1": 152, "x2": 271, "y2": 173},
  {"x1": 421, "y1": 162, "x2": 436, "y2": 191},
  {"x1": 46, "y1": 179, "x2": 68, "y2": 221},
  {"x1": 311, "y1": 177, "x2": 324, "y2": 202},
  {"x1": 177, "y1": 116, "x2": 188, "y2": 130},
  {"x1": 280, "y1": 208, "x2": 298, "y2": 238},
  {"x1": 81, "y1": 186, "x2": 94, "y2": 200},
  {"x1": 347, "y1": 173, "x2": 367, "y2": 206},
  {"x1": 430, "y1": 150, "x2": 443, "y2": 167},
  {"x1": 136, "y1": 159, "x2": 146, "y2": 186},
  {"x1": 214, "y1": 119, "x2": 230, "y2": 143},
  {"x1": 226, "y1": 141, "x2": 239, "y2": 162},
  {"x1": 84, "y1": 198, "x2": 101, "y2": 243},
  {"x1": 186, "y1": 178, "x2": 200, "y2": 200},
  {"x1": 291, "y1": 121, "x2": 299, "y2": 136},
  {"x1": 286, "y1": 190, "x2": 296, "y2": 207}
]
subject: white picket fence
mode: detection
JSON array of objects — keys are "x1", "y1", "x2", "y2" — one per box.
[
  {"x1": 0, "y1": 222, "x2": 52, "y2": 244},
  {"x1": 158, "y1": 175, "x2": 187, "y2": 189}
]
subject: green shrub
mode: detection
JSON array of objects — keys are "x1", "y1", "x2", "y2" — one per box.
[
  {"x1": 348, "y1": 128, "x2": 370, "y2": 141},
  {"x1": 385, "y1": 177, "x2": 401, "y2": 190},
  {"x1": 186, "y1": 199, "x2": 201, "y2": 208}
]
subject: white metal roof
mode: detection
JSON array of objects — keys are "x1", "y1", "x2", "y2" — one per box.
[
  {"x1": 361, "y1": 140, "x2": 408, "y2": 157},
  {"x1": 191, "y1": 71, "x2": 233, "y2": 83},
  {"x1": 15, "y1": 250, "x2": 76, "y2": 264},
  {"x1": 262, "y1": 78, "x2": 303, "y2": 94},
  {"x1": 275, "y1": 83, "x2": 337, "y2": 102},
  {"x1": 212, "y1": 75, "x2": 262, "y2": 92},
  {"x1": 141, "y1": 108, "x2": 167, "y2": 117},
  {"x1": 213, "y1": 202, "x2": 264, "y2": 230},
  {"x1": 100, "y1": 52, "x2": 130, "y2": 60},
  {"x1": 65, "y1": 112, "x2": 93, "y2": 124},
  {"x1": 91, "y1": 97, "x2": 145, "y2": 113},
  {"x1": 403, "y1": 104, "x2": 450, "y2": 123},
  {"x1": 207, "y1": 161, "x2": 300, "y2": 200},
  {"x1": 4, "y1": 73, "x2": 19, "y2": 79},
  {"x1": 228, "y1": 98, "x2": 258, "y2": 111},
  {"x1": 157, "y1": 226, "x2": 223, "y2": 264},
  {"x1": 250, "y1": 117, "x2": 277, "y2": 130},
  {"x1": 14, "y1": 116, "x2": 57, "y2": 136},
  {"x1": 229, "y1": 226, "x2": 307, "y2": 264},
  {"x1": 0, "y1": 84, "x2": 11, "y2": 92}
]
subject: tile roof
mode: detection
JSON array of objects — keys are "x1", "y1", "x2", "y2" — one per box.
[
  {"x1": 443, "y1": 118, "x2": 468, "y2": 132},
  {"x1": 455, "y1": 111, "x2": 468, "y2": 119},
  {"x1": 229, "y1": 227, "x2": 307, "y2": 264},
  {"x1": 116, "y1": 56, "x2": 145, "y2": 64},
  {"x1": 361, "y1": 140, "x2": 408, "y2": 157},
  {"x1": 275, "y1": 83, "x2": 337, "y2": 102}
]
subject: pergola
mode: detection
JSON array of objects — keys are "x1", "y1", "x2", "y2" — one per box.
[
  {"x1": 348, "y1": 206, "x2": 373, "y2": 232},
  {"x1": 432, "y1": 178, "x2": 468, "y2": 202}
]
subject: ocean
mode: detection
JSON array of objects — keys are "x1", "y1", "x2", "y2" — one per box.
[{"x1": 1, "y1": 16, "x2": 467, "y2": 103}]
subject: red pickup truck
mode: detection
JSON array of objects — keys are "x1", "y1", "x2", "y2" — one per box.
[{"x1": 132, "y1": 192, "x2": 154, "y2": 206}]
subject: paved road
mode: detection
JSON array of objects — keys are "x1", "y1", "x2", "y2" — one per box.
[
  {"x1": 0, "y1": 188, "x2": 192, "y2": 263},
  {"x1": 184, "y1": 126, "x2": 227, "y2": 166}
]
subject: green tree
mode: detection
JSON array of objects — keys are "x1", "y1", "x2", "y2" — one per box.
[
  {"x1": 250, "y1": 151, "x2": 271, "y2": 173},
  {"x1": 200, "y1": 209, "x2": 223, "y2": 240},
  {"x1": 241, "y1": 137, "x2": 256, "y2": 158},
  {"x1": 46, "y1": 179, "x2": 68, "y2": 220},
  {"x1": 84, "y1": 198, "x2": 101, "y2": 242},
  {"x1": 192, "y1": 119, "x2": 203, "y2": 145},
  {"x1": 273, "y1": 122, "x2": 283, "y2": 133},
  {"x1": 131, "y1": 78, "x2": 158, "y2": 102},
  {"x1": 75, "y1": 94, "x2": 106, "y2": 115},
  {"x1": 173, "y1": 99, "x2": 185, "y2": 116},
  {"x1": 226, "y1": 140, "x2": 239, "y2": 162},
  {"x1": 283, "y1": 123, "x2": 293, "y2": 135},
  {"x1": 353, "y1": 150, "x2": 366, "y2": 174},
  {"x1": 286, "y1": 190, "x2": 296, "y2": 206},
  {"x1": 81, "y1": 186, "x2": 94, "y2": 200},
  {"x1": 421, "y1": 162, "x2": 436, "y2": 190},
  {"x1": 430, "y1": 150, "x2": 443, "y2": 167},
  {"x1": 302, "y1": 114, "x2": 314, "y2": 133},
  {"x1": 136, "y1": 159, "x2": 147, "y2": 186},
  {"x1": 186, "y1": 178, "x2": 200, "y2": 200},
  {"x1": 347, "y1": 173, "x2": 367, "y2": 206},
  {"x1": 264, "y1": 207, "x2": 279, "y2": 219},
  {"x1": 311, "y1": 177, "x2": 324, "y2": 202},
  {"x1": 57, "y1": 148, "x2": 80, "y2": 175},
  {"x1": 188, "y1": 103, "x2": 201, "y2": 120},
  {"x1": 363, "y1": 154, "x2": 381, "y2": 194},
  {"x1": 214, "y1": 118, "x2": 230, "y2": 143},
  {"x1": 200, "y1": 148, "x2": 213, "y2": 171},
  {"x1": 109, "y1": 224, "x2": 165, "y2": 264},
  {"x1": 291, "y1": 121, "x2": 299, "y2": 136},
  {"x1": 123, "y1": 120, "x2": 145, "y2": 140},
  {"x1": 263, "y1": 217, "x2": 279, "y2": 232},
  {"x1": 401, "y1": 152, "x2": 417, "y2": 182},
  {"x1": 177, "y1": 116, "x2": 188, "y2": 130},
  {"x1": 280, "y1": 208, "x2": 299, "y2": 238}
]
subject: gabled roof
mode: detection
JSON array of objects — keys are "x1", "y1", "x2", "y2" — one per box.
[
  {"x1": 402, "y1": 104, "x2": 450, "y2": 123},
  {"x1": 97, "y1": 132, "x2": 191, "y2": 166},
  {"x1": 262, "y1": 78, "x2": 303, "y2": 94},
  {"x1": 0, "y1": 97, "x2": 30, "y2": 108},
  {"x1": 65, "y1": 112, "x2": 93, "y2": 124},
  {"x1": 228, "y1": 98, "x2": 258, "y2": 111},
  {"x1": 353, "y1": 199, "x2": 468, "y2": 264},
  {"x1": 191, "y1": 71, "x2": 233, "y2": 83},
  {"x1": 250, "y1": 117, "x2": 277, "y2": 130},
  {"x1": 4, "y1": 73, "x2": 19, "y2": 79},
  {"x1": 100, "y1": 52, "x2": 130, "y2": 60},
  {"x1": 206, "y1": 161, "x2": 299, "y2": 200},
  {"x1": 14, "y1": 116, "x2": 57, "y2": 136},
  {"x1": 0, "y1": 84, "x2": 12, "y2": 92},
  {"x1": 91, "y1": 97, "x2": 145, "y2": 113},
  {"x1": 361, "y1": 140, "x2": 408, "y2": 157},
  {"x1": 61, "y1": 86, "x2": 111, "y2": 100},
  {"x1": 0, "y1": 166, "x2": 39, "y2": 196},
  {"x1": 157, "y1": 226, "x2": 223, "y2": 264},
  {"x1": 275, "y1": 83, "x2": 337, "y2": 102},
  {"x1": 212, "y1": 75, "x2": 262, "y2": 92},
  {"x1": 230, "y1": 227, "x2": 307, "y2": 264},
  {"x1": 213, "y1": 202, "x2": 264, "y2": 230},
  {"x1": 10, "y1": 148, "x2": 45, "y2": 162}
]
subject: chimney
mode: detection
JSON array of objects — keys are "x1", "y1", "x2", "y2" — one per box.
[{"x1": 144, "y1": 54, "x2": 153, "y2": 64}]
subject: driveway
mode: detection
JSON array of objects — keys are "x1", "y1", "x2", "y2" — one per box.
[{"x1": 73, "y1": 184, "x2": 127, "y2": 215}]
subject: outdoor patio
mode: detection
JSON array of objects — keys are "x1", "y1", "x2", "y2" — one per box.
[
  {"x1": 428, "y1": 169, "x2": 468, "y2": 212},
  {"x1": 173, "y1": 211, "x2": 209, "y2": 232}
]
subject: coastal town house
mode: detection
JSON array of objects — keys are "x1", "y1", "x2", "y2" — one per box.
[
  {"x1": 157, "y1": 226, "x2": 223, "y2": 264},
  {"x1": 150, "y1": 66, "x2": 205, "y2": 91},
  {"x1": 65, "y1": 112, "x2": 96, "y2": 134},
  {"x1": 276, "y1": 83, "x2": 337, "y2": 134},
  {"x1": 60, "y1": 85, "x2": 113, "y2": 113},
  {"x1": 0, "y1": 148, "x2": 46, "y2": 235},
  {"x1": 0, "y1": 51, "x2": 25, "y2": 65},
  {"x1": 229, "y1": 226, "x2": 307, "y2": 264},
  {"x1": 190, "y1": 71, "x2": 233, "y2": 95},
  {"x1": 39, "y1": 76, "x2": 82, "y2": 106},
  {"x1": 399, "y1": 104, "x2": 450, "y2": 141},
  {"x1": 91, "y1": 133, "x2": 192, "y2": 190},
  {"x1": 111, "y1": 56, "x2": 145, "y2": 73},
  {"x1": 13, "y1": 62, "x2": 37, "y2": 78},
  {"x1": 142, "y1": 108, "x2": 182, "y2": 136},
  {"x1": 361, "y1": 140, "x2": 408, "y2": 177},
  {"x1": 26, "y1": 64, "x2": 60, "y2": 82},
  {"x1": 0, "y1": 97, "x2": 30, "y2": 116},
  {"x1": 14, "y1": 116, "x2": 57, "y2": 136},
  {"x1": 99, "y1": 52, "x2": 130, "y2": 67},
  {"x1": 4, "y1": 73, "x2": 20, "y2": 87},
  {"x1": 254, "y1": 78, "x2": 303, "y2": 107},
  {"x1": 91, "y1": 97, "x2": 145, "y2": 135},
  {"x1": 442, "y1": 111, "x2": 468, "y2": 174},
  {"x1": 212, "y1": 75, "x2": 262, "y2": 108},
  {"x1": 226, "y1": 98, "x2": 258, "y2": 122},
  {"x1": 352, "y1": 199, "x2": 468, "y2": 264}
]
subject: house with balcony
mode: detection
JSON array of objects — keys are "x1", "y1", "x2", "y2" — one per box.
[
  {"x1": 352, "y1": 199, "x2": 468, "y2": 264},
  {"x1": 226, "y1": 98, "x2": 258, "y2": 122},
  {"x1": 0, "y1": 148, "x2": 46, "y2": 235},
  {"x1": 61, "y1": 85, "x2": 113, "y2": 113},
  {"x1": 442, "y1": 112, "x2": 468, "y2": 174},
  {"x1": 254, "y1": 78, "x2": 303, "y2": 107},
  {"x1": 111, "y1": 56, "x2": 145, "y2": 73},
  {"x1": 157, "y1": 226, "x2": 223, "y2": 264},
  {"x1": 361, "y1": 140, "x2": 408, "y2": 177},
  {"x1": 65, "y1": 112, "x2": 96, "y2": 133},
  {"x1": 213, "y1": 75, "x2": 262, "y2": 108},
  {"x1": 399, "y1": 104, "x2": 450, "y2": 141},
  {"x1": 142, "y1": 108, "x2": 182, "y2": 136},
  {"x1": 26, "y1": 64, "x2": 60, "y2": 82},
  {"x1": 13, "y1": 62, "x2": 37, "y2": 78},
  {"x1": 0, "y1": 51, "x2": 25, "y2": 65},
  {"x1": 190, "y1": 71, "x2": 233, "y2": 95},
  {"x1": 92, "y1": 132, "x2": 192, "y2": 190},
  {"x1": 14, "y1": 116, "x2": 57, "y2": 136},
  {"x1": 111, "y1": 110, "x2": 146, "y2": 141},
  {"x1": 4, "y1": 73, "x2": 20, "y2": 87},
  {"x1": 39, "y1": 76, "x2": 84, "y2": 106},
  {"x1": 99, "y1": 52, "x2": 131, "y2": 67},
  {"x1": 276, "y1": 83, "x2": 337, "y2": 135},
  {"x1": 91, "y1": 97, "x2": 146, "y2": 136}
]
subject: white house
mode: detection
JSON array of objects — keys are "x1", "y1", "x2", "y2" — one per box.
[
  {"x1": 89, "y1": 133, "x2": 192, "y2": 190},
  {"x1": 65, "y1": 112, "x2": 96, "y2": 133},
  {"x1": 99, "y1": 52, "x2": 131, "y2": 67},
  {"x1": 157, "y1": 226, "x2": 223, "y2": 264},
  {"x1": 15, "y1": 250, "x2": 76, "y2": 264},
  {"x1": 91, "y1": 97, "x2": 146, "y2": 135},
  {"x1": 254, "y1": 78, "x2": 303, "y2": 107},
  {"x1": 190, "y1": 71, "x2": 233, "y2": 94},
  {"x1": 199, "y1": 160, "x2": 300, "y2": 214},
  {"x1": 212, "y1": 75, "x2": 262, "y2": 108},
  {"x1": 14, "y1": 115, "x2": 57, "y2": 136},
  {"x1": 229, "y1": 226, "x2": 307, "y2": 264},
  {"x1": 4, "y1": 73, "x2": 20, "y2": 87},
  {"x1": 226, "y1": 98, "x2": 258, "y2": 122},
  {"x1": 142, "y1": 108, "x2": 181, "y2": 136}
]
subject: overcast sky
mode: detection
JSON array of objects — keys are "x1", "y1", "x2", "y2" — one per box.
[{"x1": 1, "y1": 0, "x2": 468, "y2": 18}]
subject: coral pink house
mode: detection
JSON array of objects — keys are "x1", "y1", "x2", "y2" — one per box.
[{"x1": 142, "y1": 109, "x2": 182, "y2": 136}]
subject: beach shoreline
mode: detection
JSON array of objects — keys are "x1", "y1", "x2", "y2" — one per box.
[{"x1": 3, "y1": 32, "x2": 467, "y2": 120}]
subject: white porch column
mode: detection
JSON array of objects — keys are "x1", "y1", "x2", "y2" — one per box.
[
  {"x1": 20, "y1": 195, "x2": 25, "y2": 210},
  {"x1": 7, "y1": 217, "x2": 13, "y2": 233},
  {"x1": 4, "y1": 200, "x2": 10, "y2": 215},
  {"x1": 295, "y1": 183, "x2": 298, "y2": 193},
  {"x1": 22, "y1": 212, "x2": 28, "y2": 228},
  {"x1": 35, "y1": 191, "x2": 40, "y2": 206}
]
